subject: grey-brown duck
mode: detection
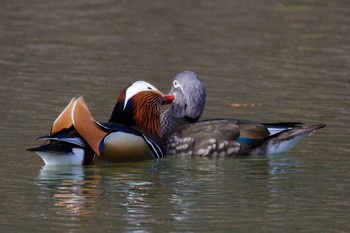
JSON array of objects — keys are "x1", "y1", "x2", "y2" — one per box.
[{"x1": 161, "y1": 71, "x2": 326, "y2": 157}]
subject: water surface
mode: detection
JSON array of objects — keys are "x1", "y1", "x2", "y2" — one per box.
[{"x1": 0, "y1": 0, "x2": 349, "y2": 232}]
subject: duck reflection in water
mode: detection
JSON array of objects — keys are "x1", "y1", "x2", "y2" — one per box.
[
  {"x1": 35, "y1": 154, "x2": 302, "y2": 231},
  {"x1": 35, "y1": 161, "x2": 183, "y2": 229},
  {"x1": 36, "y1": 165, "x2": 101, "y2": 217}
]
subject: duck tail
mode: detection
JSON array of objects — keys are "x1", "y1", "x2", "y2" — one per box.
[
  {"x1": 262, "y1": 124, "x2": 326, "y2": 155},
  {"x1": 71, "y1": 97, "x2": 108, "y2": 156}
]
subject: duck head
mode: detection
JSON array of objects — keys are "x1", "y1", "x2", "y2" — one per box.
[
  {"x1": 109, "y1": 81, "x2": 174, "y2": 139},
  {"x1": 167, "y1": 71, "x2": 206, "y2": 122},
  {"x1": 160, "y1": 71, "x2": 206, "y2": 138}
]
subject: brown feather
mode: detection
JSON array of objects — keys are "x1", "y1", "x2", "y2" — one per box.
[
  {"x1": 132, "y1": 91, "x2": 163, "y2": 140},
  {"x1": 238, "y1": 123, "x2": 270, "y2": 139},
  {"x1": 51, "y1": 97, "x2": 76, "y2": 134}
]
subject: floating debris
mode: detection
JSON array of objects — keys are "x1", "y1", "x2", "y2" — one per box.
[{"x1": 230, "y1": 103, "x2": 262, "y2": 108}]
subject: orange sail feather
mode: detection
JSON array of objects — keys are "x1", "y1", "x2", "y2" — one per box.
[{"x1": 71, "y1": 97, "x2": 108, "y2": 156}]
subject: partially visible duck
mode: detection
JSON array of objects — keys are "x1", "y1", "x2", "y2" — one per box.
[
  {"x1": 28, "y1": 81, "x2": 174, "y2": 165},
  {"x1": 161, "y1": 71, "x2": 326, "y2": 157}
]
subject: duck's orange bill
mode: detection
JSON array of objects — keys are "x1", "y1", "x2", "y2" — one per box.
[{"x1": 163, "y1": 94, "x2": 175, "y2": 105}]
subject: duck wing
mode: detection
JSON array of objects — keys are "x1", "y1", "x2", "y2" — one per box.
[{"x1": 165, "y1": 119, "x2": 270, "y2": 156}]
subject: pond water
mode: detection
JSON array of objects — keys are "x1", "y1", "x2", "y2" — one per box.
[{"x1": 0, "y1": 0, "x2": 349, "y2": 232}]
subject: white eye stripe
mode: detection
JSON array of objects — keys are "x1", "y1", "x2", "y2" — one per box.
[
  {"x1": 173, "y1": 80, "x2": 183, "y2": 92},
  {"x1": 124, "y1": 81, "x2": 158, "y2": 109}
]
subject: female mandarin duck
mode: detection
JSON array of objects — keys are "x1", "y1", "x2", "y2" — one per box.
[
  {"x1": 28, "y1": 81, "x2": 174, "y2": 165},
  {"x1": 160, "y1": 71, "x2": 326, "y2": 157}
]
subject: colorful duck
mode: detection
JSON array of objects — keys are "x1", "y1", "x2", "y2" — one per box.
[
  {"x1": 28, "y1": 81, "x2": 174, "y2": 165},
  {"x1": 160, "y1": 71, "x2": 326, "y2": 157}
]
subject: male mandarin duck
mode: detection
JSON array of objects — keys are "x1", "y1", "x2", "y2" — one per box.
[
  {"x1": 28, "y1": 81, "x2": 174, "y2": 165},
  {"x1": 160, "y1": 71, "x2": 326, "y2": 157}
]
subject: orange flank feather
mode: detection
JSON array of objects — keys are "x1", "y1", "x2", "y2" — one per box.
[
  {"x1": 71, "y1": 97, "x2": 108, "y2": 156},
  {"x1": 51, "y1": 97, "x2": 76, "y2": 134}
]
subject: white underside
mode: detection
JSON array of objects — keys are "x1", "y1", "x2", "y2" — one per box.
[
  {"x1": 266, "y1": 134, "x2": 308, "y2": 155},
  {"x1": 35, "y1": 148, "x2": 85, "y2": 165}
]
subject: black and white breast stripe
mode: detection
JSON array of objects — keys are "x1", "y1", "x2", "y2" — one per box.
[{"x1": 141, "y1": 134, "x2": 164, "y2": 159}]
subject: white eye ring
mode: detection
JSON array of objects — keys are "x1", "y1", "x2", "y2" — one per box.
[{"x1": 173, "y1": 80, "x2": 181, "y2": 88}]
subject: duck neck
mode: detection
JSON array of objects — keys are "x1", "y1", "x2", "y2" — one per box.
[
  {"x1": 109, "y1": 101, "x2": 133, "y2": 125},
  {"x1": 109, "y1": 91, "x2": 163, "y2": 141},
  {"x1": 160, "y1": 108, "x2": 175, "y2": 138},
  {"x1": 109, "y1": 103, "x2": 162, "y2": 140},
  {"x1": 161, "y1": 107, "x2": 193, "y2": 140}
]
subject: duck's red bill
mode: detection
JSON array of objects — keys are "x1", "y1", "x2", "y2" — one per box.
[{"x1": 163, "y1": 94, "x2": 175, "y2": 105}]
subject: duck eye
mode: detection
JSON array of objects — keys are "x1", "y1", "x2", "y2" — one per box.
[
  {"x1": 147, "y1": 86, "x2": 153, "y2": 90},
  {"x1": 173, "y1": 80, "x2": 179, "y2": 87}
]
